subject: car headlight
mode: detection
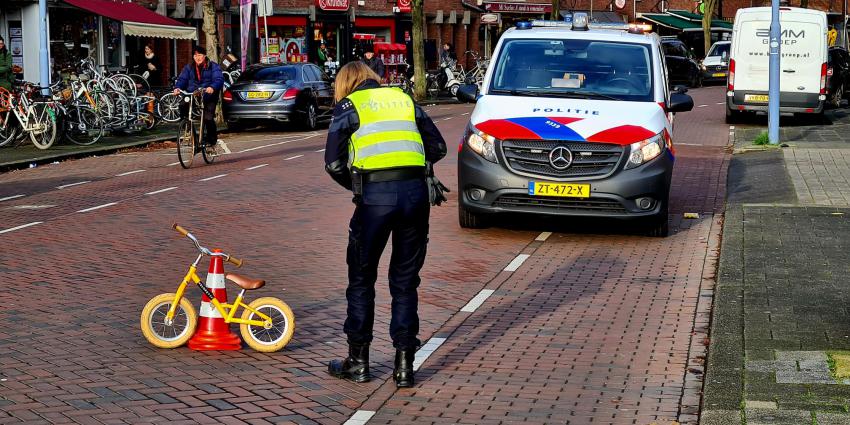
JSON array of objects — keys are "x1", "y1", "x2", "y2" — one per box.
[
  {"x1": 466, "y1": 126, "x2": 498, "y2": 163},
  {"x1": 625, "y1": 133, "x2": 664, "y2": 169},
  {"x1": 700, "y1": 63, "x2": 707, "y2": 71}
]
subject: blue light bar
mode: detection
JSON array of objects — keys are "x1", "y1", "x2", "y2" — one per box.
[
  {"x1": 516, "y1": 21, "x2": 533, "y2": 29},
  {"x1": 529, "y1": 19, "x2": 630, "y2": 31}
]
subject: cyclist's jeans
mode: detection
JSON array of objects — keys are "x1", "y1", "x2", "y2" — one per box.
[{"x1": 180, "y1": 99, "x2": 218, "y2": 146}]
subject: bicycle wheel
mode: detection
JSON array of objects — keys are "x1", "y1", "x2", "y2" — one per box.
[
  {"x1": 240, "y1": 297, "x2": 295, "y2": 353},
  {"x1": 140, "y1": 293, "x2": 198, "y2": 349},
  {"x1": 130, "y1": 74, "x2": 151, "y2": 95},
  {"x1": 139, "y1": 110, "x2": 157, "y2": 131},
  {"x1": 177, "y1": 120, "x2": 195, "y2": 169},
  {"x1": 202, "y1": 142, "x2": 218, "y2": 165},
  {"x1": 111, "y1": 74, "x2": 136, "y2": 97},
  {"x1": 65, "y1": 106, "x2": 104, "y2": 146},
  {"x1": 0, "y1": 111, "x2": 19, "y2": 147},
  {"x1": 29, "y1": 103, "x2": 58, "y2": 150},
  {"x1": 107, "y1": 91, "x2": 131, "y2": 129},
  {"x1": 157, "y1": 93, "x2": 181, "y2": 123}
]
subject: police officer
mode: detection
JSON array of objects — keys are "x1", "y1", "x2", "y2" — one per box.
[{"x1": 325, "y1": 62, "x2": 447, "y2": 388}]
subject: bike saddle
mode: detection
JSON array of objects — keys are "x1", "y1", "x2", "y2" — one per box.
[{"x1": 225, "y1": 273, "x2": 266, "y2": 290}]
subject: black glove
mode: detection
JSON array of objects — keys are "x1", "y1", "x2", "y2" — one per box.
[{"x1": 426, "y1": 162, "x2": 450, "y2": 206}]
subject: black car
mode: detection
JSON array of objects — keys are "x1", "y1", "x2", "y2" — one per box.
[
  {"x1": 661, "y1": 38, "x2": 702, "y2": 88},
  {"x1": 827, "y1": 47, "x2": 850, "y2": 108},
  {"x1": 223, "y1": 63, "x2": 334, "y2": 131}
]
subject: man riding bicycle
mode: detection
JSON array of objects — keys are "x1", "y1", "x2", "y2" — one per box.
[{"x1": 173, "y1": 45, "x2": 224, "y2": 147}]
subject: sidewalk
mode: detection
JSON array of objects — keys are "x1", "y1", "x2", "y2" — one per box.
[
  {"x1": 0, "y1": 124, "x2": 178, "y2": 172},
  {"x1": 703, "y1": 111, "x2": 850, "y2": 425}
]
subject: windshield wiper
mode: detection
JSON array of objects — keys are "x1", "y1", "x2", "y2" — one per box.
[
  {"x1": 490, "y1": 88, "x2": 541, "y2": 97},
  {"x1": 491, "y1": 88, "x2": 620, "y2": 100}
]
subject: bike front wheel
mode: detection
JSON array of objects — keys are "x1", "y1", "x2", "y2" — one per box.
[
  {"x1": 177, "y1": 120, "x2": 195, "y2": 169},
  {"x1": 29, "y1": 103, "x2": 58, "y2": 150},
  {"x1": 140, "y1": 293, "x2": 198, "y2": 349},
  {"x1": 240, "y1": 297, "x2": 295, "y2": 353},
  {"x1": 65, "y1": 106, "x2": 104, "y2": 146}
]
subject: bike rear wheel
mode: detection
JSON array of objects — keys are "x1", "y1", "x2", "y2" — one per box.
[
  {"x1": 177, "y1": 120, "x2": 195, "y2": 169},
  {"x1": 240, "y1": 297, "x2": 295, "y2": 352},
  {"x1": 29, "y1": 103, "x2": 58, "y2": 150},
  {"x1": 65, "y1": 106, "x2": 104, "y2": 146},
  {"x1": 202, "y1": 142, "x2": 218, "y2": 164},
  {"x1": 140, "y1": 293, "x2": 198, "y2": 349}
]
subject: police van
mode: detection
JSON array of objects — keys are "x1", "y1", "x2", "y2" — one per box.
[{"x1": 455, "y1": 14, "x2": 693, "y2": 236}]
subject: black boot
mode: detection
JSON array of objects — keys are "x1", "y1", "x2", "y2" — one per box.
[
  {"x1": 328, "y1": 342, "x2": 370, "y2": 383},
  {"x1": 393, "y1": 348, "x2": 416, "y2": 388}
]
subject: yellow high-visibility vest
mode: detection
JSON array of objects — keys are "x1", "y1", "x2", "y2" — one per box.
[{"x1": 347, "y1": 87, "x2": 425, "y2": 171}]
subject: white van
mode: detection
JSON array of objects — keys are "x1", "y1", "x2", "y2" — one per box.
[{"x1": 726, "y1": 7, "x2": 827, "y2": 123}]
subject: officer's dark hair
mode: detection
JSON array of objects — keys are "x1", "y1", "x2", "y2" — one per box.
[
  {"x1": 193, "y1": 45, "x2": 207, "y2": 56},
  {"x1": 334, "y1": 61, "x2": 381, "y2": 102}
]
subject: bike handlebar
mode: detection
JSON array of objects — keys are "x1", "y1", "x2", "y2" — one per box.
[{"x1": 172, "y1": 223, "x2": 243, "y2": 268}]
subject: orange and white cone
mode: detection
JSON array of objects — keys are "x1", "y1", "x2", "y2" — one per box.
[{"x1": 187, "y1": 249, "x2": 242, "y2": 351}]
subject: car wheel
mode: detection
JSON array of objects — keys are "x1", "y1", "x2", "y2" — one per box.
[
  {"x1": 304, "y1": 103, "x2": 318, "y2": 131},
  {"x1": 645, "y1": 201, "x2": 669, "y2": 237},
  {"x1": 449, "y1": 84, "x2": 459, "y2": 97},
  {"x1": 459, "y1": 206, "x2": 487, "y2": 229}
]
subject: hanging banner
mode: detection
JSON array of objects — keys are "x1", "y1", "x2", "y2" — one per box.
[
  {"x1": 397, "y1": 0, "x2": 411, "y2": 13},
  {"x1": 240, "y1": 0, "x2": 252, "y2": 70}
]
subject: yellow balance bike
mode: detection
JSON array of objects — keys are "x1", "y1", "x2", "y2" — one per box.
[{"x1": 140, "y1": 224, "x2": 295, "y2": 352}]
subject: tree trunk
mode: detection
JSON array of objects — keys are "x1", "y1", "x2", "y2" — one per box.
[
  {"x1": 800, "y1": 0, "x2": 808, "y2": 8},
  {"x1": 702, "y1": 0, "x2": 718, "y2": 57},
  {"x1": 551, "y1": 0, "x2": 560, "y2": 20},
  {"x1": 202, "y1": 0, "x2": 224, "y2": 125},
  {"x1": 412, "y1": 0, "x2": 426, "y2": 101}
]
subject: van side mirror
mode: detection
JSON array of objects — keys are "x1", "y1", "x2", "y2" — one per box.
[
  {"x1": 669, "y1": 92, "x2": 694, "y2": 113},
  {"x1": 456, "y1": 84, "x2": 479, "y2": 103}
]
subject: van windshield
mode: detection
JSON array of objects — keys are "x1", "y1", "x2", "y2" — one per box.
[
  {"x1": 488, "y1": 38, "x2": 654, "y2": 102},
  {"x1": 707, "y1": 43, "x2": 730, "y2": 58}
]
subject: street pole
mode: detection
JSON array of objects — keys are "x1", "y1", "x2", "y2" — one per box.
[
  {"x1": 768, "y1": 0, "x2": 781, "y2": 144},
  {"x1": 38, "y1": 0, "x2": 49, "y2": 94}
]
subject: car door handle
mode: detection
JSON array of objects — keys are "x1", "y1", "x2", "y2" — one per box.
[{"x1": 783, "y1": 69, "x2": 796, "y2": 73}]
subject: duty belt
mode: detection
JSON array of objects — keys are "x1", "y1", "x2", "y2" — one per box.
[{"x1": 362, "y1": 167, "x2": 426, "y2": 183}]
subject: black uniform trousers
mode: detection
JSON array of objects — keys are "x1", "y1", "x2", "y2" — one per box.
[{"x1": 344, "y1": 178, "x2": 430, "y2": 350}]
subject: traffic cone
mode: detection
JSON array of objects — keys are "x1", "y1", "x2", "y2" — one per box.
[{"x1": 188, "y1": 249, "x2": 242, "y2": 351}]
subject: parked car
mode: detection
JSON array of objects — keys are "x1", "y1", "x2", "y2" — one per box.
[
  {"x1": 827, "y1": 46, "x2": 850, "y2": 108},
  {"x1": 700, "y1": 41, "x2": 731, "y2": 84},
  {"x1": 223, "y1": 63, "x2": 334, "y2": 131},
  {"x1": 726, "y1": 7, "x2": 827, "y2": 123},
  {"x1": 661, "y1": 38, "x2": 702, "y2": 88}
]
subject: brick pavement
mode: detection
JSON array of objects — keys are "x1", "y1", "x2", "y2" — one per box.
[{"x1": 0, "y1": 91, "x2": 731, "y2": 424}]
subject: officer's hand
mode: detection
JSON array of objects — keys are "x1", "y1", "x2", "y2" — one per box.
[
  {"x1": 173, "y1": 88, "x2": 180, "y2": 95},
  {"x1": 205, "y1": 87, "x2": 214, "y2": 94}
]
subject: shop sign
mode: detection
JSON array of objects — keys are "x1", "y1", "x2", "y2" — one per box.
[
  {"x1": 484, "y1": 2, "x2": 552, "y2": 13},
  {"x1": 480, "y1": 13, "x2": 501, "y2": 25},
  {"x1": 317, "y1": 0, "x2": 349, "y2": 11},
  {"x1": 397, "y1": 0, "x2": 411, "y2": 13},
  {"x1": 9, "y1": 27, "x2": 23, "y2": 75}
]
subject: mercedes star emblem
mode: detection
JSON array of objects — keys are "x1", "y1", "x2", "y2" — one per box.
[{"x1": 548, "y1": 146, "x2": 573, "y2": 170}]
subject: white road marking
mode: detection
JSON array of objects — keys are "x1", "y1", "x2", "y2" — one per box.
[
  {"x1": 315, "y1": 148, "x2": 326, "y2": 152},
  {"x1": 413, "y1": 337, "x2": 447, "y2": 371},
  {"x1": 0, "y1": 221, "x2": 43, "y2": 235},
  {"x1": 460, "y1": 289, "x2": 495, "y2": 313},
  {"x1": 0, "y1": 195, "x2": 25, "y2": 202},
  {"x1": 219, "y1": 141, "x2": 232, "y2": 154},
  {"x1": 77, "y1": 202, "x2": 117, "y2": 213},
  {"x1": 116, "y1": 169, "x2": 146, "y2": 177},
  {"x1": 236, "y1": 135, "x2": 318, "y2": 153},
  {"x1": 697, "y1": 104, "x2": 708, "y2": 108},
  {"x1": 285, "y1": 155, "x2": 303, "y2": 161},
  {"x1": 441, "y1": 117, "x2": 453, "y2": 121},
  {"x1": 504, "y1": 254, "x2": 530, "y2": 272},
  {"x1": 145, "y1": 186, "x2": 178, "y2": 195},
  {"x1": 729, "y1": 126, "x2": 736, "y2": 130},
  {"x1": 716, "y1": 102, "x2": 724, "y2": 105},
  {"x1": 166, "y1": 161, "x2": 182, "y2": 166},
  {"x1": 57, "y1": 181, "x2": 91, "y2": 189},
  {"x1": 10, "y1": 205, "x2": 55, "y2": 210},
  {"x1": 462, "y1": 112, "x2": 470, "y2": 115},
  {"x1": 199, "y1": 174, "x2": 228, "y2": 182},
  {"x1": 245, "y1": 164, "x2": 269, "y2": 171},
  {"x1": 536, "y1": 231, "x2": 552, "y2": 242},
  {"x1": 343, "y1": 410, "x2": 376, "y2": 425}
]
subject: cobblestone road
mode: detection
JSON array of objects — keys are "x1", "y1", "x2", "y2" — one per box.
[{"x1": 0, "y1": 88, "x2": 730, "y2": 424}]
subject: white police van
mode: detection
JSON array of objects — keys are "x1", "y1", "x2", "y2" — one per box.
[{"x1": 455, "y1": 14, "x2": 694, "y2": 236}]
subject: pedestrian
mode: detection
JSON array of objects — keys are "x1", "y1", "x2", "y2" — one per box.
[
  {"x1": 0, "y1": 36, "x2": 12, "y2": 91},
  {"x1": 173, "y1": 45, "x2": 224, "y2": 147},
  {"x1": 325, "y1": 62, "x2": 447, "y2": 388},
  {"x1": 318, "y1": 43, "x2": 329, "y2": 68},
  {"x1": 361, "y1": 46, "x2": 385, "y2": 80},
  {"x1": 141, "y1": 43, "x2": 162, "y2": 86},
  {"x1": 440, "y1": 42, "x2": 456, "y2": 66}
]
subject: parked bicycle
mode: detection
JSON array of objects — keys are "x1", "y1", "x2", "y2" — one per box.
[
  {"x1": 0, "y1": 82, "x2": 59, "y2": 149},
  {"x1": 140, "y1": 224, "x2": 295, "y2": 352}
]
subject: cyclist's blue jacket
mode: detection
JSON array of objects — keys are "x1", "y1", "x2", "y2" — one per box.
[{"x1": 175, "y1": 59, "x2": 224, "y2": 96}]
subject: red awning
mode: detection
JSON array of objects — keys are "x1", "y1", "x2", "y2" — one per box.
[
  {"x1": 258, "y1": 16, "x2": 308, "y2": 27},
  {"x1": 64, "y1": 0, "x2": 197, "y2": 40}
]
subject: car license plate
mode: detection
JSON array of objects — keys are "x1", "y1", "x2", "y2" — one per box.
[
  {"x1": 745, "y1": 94, "x2": 769, "y2": 103},
  {"x1": 246, "y1": 91, "x2": 272, "y2": 99},
  {"x1": 528, "y1": 182, "x2": 590, "y2": 198},
  {"x1": 712, "y1": 72, "x2": 726, "y2": 77}
]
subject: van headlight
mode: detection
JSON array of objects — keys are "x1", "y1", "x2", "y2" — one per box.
[
  {"x1": 465, "y1": 126, "x2": 498, "y2": 163},
  {"x1": 624, "y1": 133, "x2": 664, "y2": 169}
]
